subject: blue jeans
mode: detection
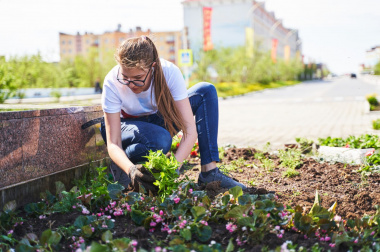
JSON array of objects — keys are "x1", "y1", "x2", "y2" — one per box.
[{"x1": 100, "y1": 82, "x2": 220, "y2": 165}]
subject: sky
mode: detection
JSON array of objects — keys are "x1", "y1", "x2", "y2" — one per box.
[{"x1": 0, "y1": 0, "x2": 379, "y2": 75}]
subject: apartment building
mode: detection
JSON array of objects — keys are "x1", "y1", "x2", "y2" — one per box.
[
  {"x1": 59, "y1": 25, "x2": 183, "y2": 64},
  {"x1": 182, "y1": 0, "x2": 301, "y2": 60}
]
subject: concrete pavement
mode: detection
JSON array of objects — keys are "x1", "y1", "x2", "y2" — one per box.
[{"x1": 218, "y1": 77, "x2": 380, "y2": 149}]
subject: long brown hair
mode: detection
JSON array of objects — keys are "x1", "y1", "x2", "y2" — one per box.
[{"x1": 114, "y1": 36, "x2": 186, "y2": 137}]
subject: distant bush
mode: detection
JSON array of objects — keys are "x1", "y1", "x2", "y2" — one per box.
[
  {"x1": 366, "y1": 93, "x2": 379, "y2": 111},
  {"x1": 373, "y1": 119, "x2": 380, "y2": 130}
]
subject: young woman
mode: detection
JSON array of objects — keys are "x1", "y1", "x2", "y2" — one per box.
[{"x1": 100, "y1": 36, "x2": 246, "y2": 191}]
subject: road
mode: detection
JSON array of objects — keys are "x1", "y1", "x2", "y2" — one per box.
[{"x1": 218, "y1": 77, "x2": 380, "y2": 149}]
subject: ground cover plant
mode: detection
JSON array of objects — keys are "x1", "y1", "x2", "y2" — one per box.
[
  {"x1": 1, "y1": 141, "x2": 380, "y2": 251},
  {"x1": 318, "y1": 134, "x2": 380, "y2": 149}
]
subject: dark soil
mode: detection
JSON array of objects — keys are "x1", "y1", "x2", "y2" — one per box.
[
  {"x1": 12, "y1": 147, "x2": 380, "y2": 251},
  {"x1": 183, "y1": 147, "x2": 380, "y2": 220}
]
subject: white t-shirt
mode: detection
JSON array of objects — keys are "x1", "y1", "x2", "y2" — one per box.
[{"x1": 101, "y1": 58, "x2": 188, "y2": 117}]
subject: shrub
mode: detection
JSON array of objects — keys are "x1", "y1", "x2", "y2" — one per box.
[
  {"x1": 373, "y1": 119, "x2": 380, "y2": 130},
  {"x1": 366, "y1": 93, "x2": 379, "y2": 110}
]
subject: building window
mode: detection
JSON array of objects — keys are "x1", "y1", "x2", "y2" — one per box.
[
  {"x1": 62, "y1": 40, "x2": 65, "y2": 45},
  {"x1": 68, "y1": 40, "x2": 72, "y2": 45},
  {"x1": 86, "y1": 39, "x2": 90, "y2": 44},
  {"x1": 104, "y1": 39, "x2": 108, "y2": 43},
  {"x1": 119, "y1": 38, "x2": 124, "y2": 42},
  {"x1": 62, "y1": 49, "x2": 65, "y2": 54}
]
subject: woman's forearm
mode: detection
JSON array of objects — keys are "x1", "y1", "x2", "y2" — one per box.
[
  {"x1": 107, "y1": 143, "x2": 134, "y2": 174},
  {"x1": 174, "y1": 129, "x2": 198, "y2": 164}
]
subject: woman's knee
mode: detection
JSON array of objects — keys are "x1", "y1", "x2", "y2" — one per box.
[
  {"x1": 190, "y1": 82, "x2": 217, "y2": 99},
  {"x1": 150, "y1": 129, "x2": 172, "y2": 154}
]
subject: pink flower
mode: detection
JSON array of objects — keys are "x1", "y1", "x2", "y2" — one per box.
[
  {"x1": 354, "y1": 239, "x2": 358, "y2": 244},
  {"x1": 150, "y1": 207, "x2": 155, "y2": 211},
  {"x1": 159, "y1": 210, "x2": 164, "y2": 216},
  {"x1": 72, "y1": 206, "x2": 76, "y2": 209},
  {"x1": 345, "y1": 143, "x2": 350, "y2": 148},
  {"x1": 91, "y1": 227, "x2": 95, "y2": 232},
  {"x1": 155, "y1": 247, "x2": 162, "y2": 252},
  {"x1": 189, "y1": 189, "x2": 193, "y2": 194},
  {"x1": 325, "y1": 237, "x2": 331, "y2": 242},
  {"x1": 371, "y1": 231, "x2": 375, "y2": 236},
  {"x1": 277, "y1": 234, "x2": 283, "y2": 238},
  {"x1": 266, "y1": 213, "x2": 270, "y2": 217},
  {"x1": 275, "y1": 226, "x2": 280, "y2": 230},
  {"x1": 149, "y1": 228, "x2": 155, "y2": 233},
  {"x1": 329, "y1": 243, "x2": 335, "y2": 248},
  {"x1": 366, "y1": 149, "x2": 375, "y2": 156},
  {"x1": 320, "y1": 237, "x2": 325, "y2": 241},
  {"x1": 173, "y1": 197, "x2": 180, "y2": 204},
  {"x1": 150, "y1": 221, "x2": 157, "y2": 227},
  {"x1": 334, "y1": 215, "x2": 342, "y2": 222},
  {"x1": 304, "y1": 235, "x2": 308, "y2": 239},
  {"x1": 131, "y1": 240, "x2": 138, "y2": 247},
  {"x1": 141, "y1": 197, "x2": 145, "y2": 201}
]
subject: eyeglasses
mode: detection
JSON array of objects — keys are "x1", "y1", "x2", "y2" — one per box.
[{"x1": 116, "y1": 64, "x2": 153, "y2": 87}]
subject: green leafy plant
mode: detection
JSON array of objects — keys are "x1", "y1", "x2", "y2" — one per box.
[
  {"x1": 318, "y1": 134, "x2": 380, "y2": 149},
  {"x1": 367, "y1": 93, "x2": 379, "y2": 111},
  {"x1": 295, "y1": 137, "x2": 314, "y2": 154},
  {"x1": 278, "y1": 149, "x2": 303, "y2": 177},
  {"x1": 144, "y1": 150, "x2": 181, "y2": 201},
  {"x1": 373, "y1": 119, "x2": 380, "y2": 130}
]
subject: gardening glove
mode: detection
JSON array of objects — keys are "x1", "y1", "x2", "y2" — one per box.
[{"x1": 129, "y1": 164, "x2": 158, "y2": 194}]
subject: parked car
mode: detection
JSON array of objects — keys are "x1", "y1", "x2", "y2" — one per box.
[{"x1": 351, "y1": 73, "x2": 357, "y2": 78}]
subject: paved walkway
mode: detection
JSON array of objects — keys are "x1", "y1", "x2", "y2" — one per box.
[{"x1": 218, "y1": 77, "x2": 380, "y2": 149}]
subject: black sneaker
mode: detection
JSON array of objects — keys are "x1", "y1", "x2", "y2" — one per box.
[
  {"x1": 109, "y1": 161, "x2": 131, "y2": 189},
  {"x1": 198, "y1": 168, "x2": 247, "y2": 189}
]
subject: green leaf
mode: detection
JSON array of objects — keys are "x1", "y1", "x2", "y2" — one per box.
[
  {"x1": 263, "y1": 199, "x2": 275, "y2": 211},
  {"x1": 224, "y1": 205, "x2": 250, "y2": 219},
  {"x1": 108, "y1": 183, "x2": 124, "y2": 200},
  {"x1": 238, "y1": 194, "x2": 252, "y2": 205},
  {"x1": 113, "y1": 238, "x2": 131, "y2": 250},
  {"x1": 90, "y1": 241, "x2": 111, "y2": 252},
  {"x1": 40, "y1": 229, "x2": 52, "y2": 245},
  {"x1": 48, "y1": 231, "x2": 61, "y2": 246},
  {"x1": 298, "y1": 216, "x2": 313, "y2": 232},
  {"x1": 102, "y1": 230, "x2": 113, "y2": 243},
  {"x1": 82, "y1": 225, "x2": 93, "y2": 238},
  {"x1": 195, "y1": 225, "x2": 212, "y2": 242},
  {"x1": 3, "y1": 200, "x2": 16, "y2": 213},
  {"x1": 229, "y1": 186, "x2": 243, "y2": 200},
  {"x1": 55, "y1": 181, "x2": 66, "y2": 195},
  {"x1": 180, "y1": 228, "x2": 192, "y2": 241},
  {"x1": 237, "y1": 216, "x2": 253, "y2": 226},
  {"x1": 191, "y1": 206, "x2": 206, "y2": 222},
  {"x1": 131, "y1": 209, "x2": 149, "y2": 225},
  {"x1": 254, "y1": 201, "x2": 265, "y2": 210},
  {"x1": 222, "y1": 195, "x2": 231, "y2": 206},
  {"x1": 310, "y1": 205, "x2": 330, "y2": 219},
  {"x1": 226, "y1": 238, "x2": 235, "y2": 252},
  {"x1": 74, "y1": 215, "x2": 88, "y2": 228},
  {"x1": 15, "y1": 243, "x2": 34, "y2": 252},
  {"x1": 202, "y1": 196, "x2": 211, "y2": 208},
  {"x1": 105, "y1": 219, "x2": 115, "y2": 229}
]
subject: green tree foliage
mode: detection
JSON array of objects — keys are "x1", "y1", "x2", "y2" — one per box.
[
  {"x1": 374, "y1": 61, "x2": 380, "y2": 75},
  {"x1": 0, "y1": 49, "x2": 116, "y2": 91},
  {"x1": 0, "y1": 57, "x2": 17, "y2": 103},
  {"x1": 192, "y1": 46, "x2": 304, "y2": 84}
]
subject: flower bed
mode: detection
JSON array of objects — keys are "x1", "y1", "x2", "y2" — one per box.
[{"x1": 1, "y1": 146, "x2": 379, "y2": 252}]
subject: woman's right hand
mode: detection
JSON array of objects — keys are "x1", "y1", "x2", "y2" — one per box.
[{"x1": 128, "y1": 164, "x2": 158, "y2": 193}]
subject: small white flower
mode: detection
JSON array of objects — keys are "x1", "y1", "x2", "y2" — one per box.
[
  {"x1": 242, "y1": 226, "x2": 247, "y2": 231},
  {"x1": 210, "y1": 240, "x2": 216, "y2": 245},
  {"x1": 250, "y1": 228, "x2": 253, "y2": 231},
  {"x1": 187, "y1": 226, "x2": 191, "y2": 229}
]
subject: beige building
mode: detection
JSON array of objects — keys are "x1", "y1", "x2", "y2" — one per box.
[{"x1": 59, "y1": 25, "x2": 183, "y2": 65}]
